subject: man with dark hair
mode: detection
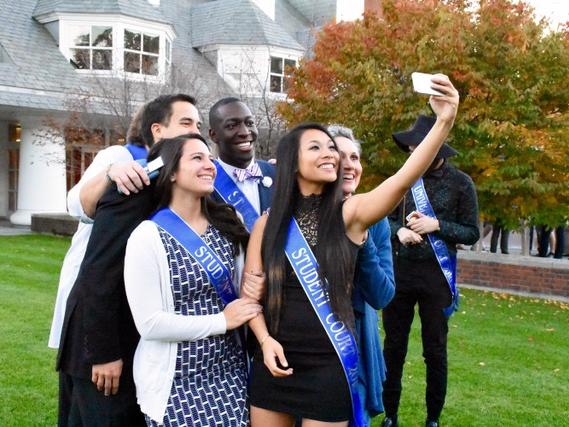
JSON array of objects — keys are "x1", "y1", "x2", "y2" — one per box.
[
  {"x1": 56, "y1": 94, "x2": 201, "y2": 426},
  {"x1": 381, "y1": 115, "x2": 479, "y2": 427},
  {"x1": 208, "y1": 97, "x2": 275, "y2": 225},
  {"x1": 79, "y1": 94, "x2": 200, "y2": 218}
]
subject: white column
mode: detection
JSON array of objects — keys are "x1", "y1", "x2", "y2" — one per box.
[
  {"x1": 10, "y1": 117, "x2": 67, "y2": 226},
  {"x1": 0, "y1": 121, "x2": 9, "y2": 218}
]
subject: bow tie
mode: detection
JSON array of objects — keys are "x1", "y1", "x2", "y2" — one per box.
[{"x1": 233, "y1": 163, "x2": 263, "y2": 183}]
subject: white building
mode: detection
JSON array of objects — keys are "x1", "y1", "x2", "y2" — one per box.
[{"x1": 0, "y1": 0, "x2": 374, "y2": 225}]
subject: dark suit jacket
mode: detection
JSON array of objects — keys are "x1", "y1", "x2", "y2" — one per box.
[
  {"x1": 211, "y1": 159, "x2": 276, "y2": 214},
  {"x1": 56, "y1": 160, "x2": 275, "y2": 379},
  {"x1": 57, "y1": 183, "x2": 158, "y2": 379}
]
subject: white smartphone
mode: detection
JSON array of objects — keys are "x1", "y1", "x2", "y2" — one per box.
[
  {"x1": 411, "y1": 72, "x2": 444, "y2": 96},
  {"x1": 405, "y1": 211, "x2": 420, "y2": 223}
]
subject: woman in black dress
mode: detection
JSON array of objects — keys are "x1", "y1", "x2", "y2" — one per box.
[{"x1": 246, "y1": 75, "x2": 459, "y2": 427}]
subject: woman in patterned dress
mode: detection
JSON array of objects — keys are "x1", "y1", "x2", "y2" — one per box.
[
  {"x1": 245, "y1": 75, "x2": 459, "y2": 426},
  {"x1": 124, "y1": 134, "x2": 262, "y2": 426}
]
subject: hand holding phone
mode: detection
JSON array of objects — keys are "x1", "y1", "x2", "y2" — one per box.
[
  {"x1": 405, "y1": 210, "x2": 421, "y2": 224},
  {"x1": 411, "y1": 72, "x2": 444, "y2": 96}
]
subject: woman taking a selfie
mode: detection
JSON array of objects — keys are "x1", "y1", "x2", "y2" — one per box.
[{"x1": 245, "y1": 75, "x2": 459, "y2": 427}]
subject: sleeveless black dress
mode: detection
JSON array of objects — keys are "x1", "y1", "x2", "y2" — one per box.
[{"x1": 249, "y1": 195, "x2": 359, "y2": 422}]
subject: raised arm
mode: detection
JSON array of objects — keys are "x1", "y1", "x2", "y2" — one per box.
[{"x1": 343, "y1": 75, "x2": 459, "y2": 242}]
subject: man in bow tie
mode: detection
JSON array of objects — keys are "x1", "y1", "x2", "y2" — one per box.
[{"x1": 208, "y1": 97, "x2": 276, "y2": 221}]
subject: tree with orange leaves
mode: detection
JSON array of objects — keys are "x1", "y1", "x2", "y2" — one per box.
[{"x1": 279, "y1": 0, "x2": 569, "y2": 228}]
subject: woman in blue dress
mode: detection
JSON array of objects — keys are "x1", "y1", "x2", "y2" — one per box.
[
  {"x1": 124, "y1": 133, "x2": 262, "y2": 426},
  {"x1": 329, "y1": 124, "x2": 395, "y2": 424}
]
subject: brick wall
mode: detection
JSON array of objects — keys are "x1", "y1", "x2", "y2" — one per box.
[
  {"x1": 457, "y1": 251, "x2": 569, "y2": 298},
  {"x1": 31, "y1": 213, "x2": 78, "y2": 236}
]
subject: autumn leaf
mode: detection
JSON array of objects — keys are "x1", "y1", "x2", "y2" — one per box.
[{"x1": 279, "y1": 0, "x2": 569, "y2": 227}]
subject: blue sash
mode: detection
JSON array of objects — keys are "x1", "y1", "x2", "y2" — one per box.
[
  {"x1": 213, "y1": 161, "x2": 259, "y2": 232},
  {"x1": 410, "y1": 178, "x2": 459, "y2": 317},
  {"x1": 150, "y1": 208, "x2": 237, "y2": 305},
  {"x1": 285, "y1": 218, "x2": 365, "y2": 427},
  {"x1": 125, "y1": 143, "x2": 148, "y2": 160}
]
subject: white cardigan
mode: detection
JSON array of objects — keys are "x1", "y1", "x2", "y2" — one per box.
[{"x1": 124, "y1": 220, "x2": 244, "y2": 422}]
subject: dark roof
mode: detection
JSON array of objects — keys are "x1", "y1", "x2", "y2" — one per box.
[
  {"x1": 275, "y1": 0, "x2": 315, "y2": 50},
  {"x1": 0, "y1": 0, "x2": 232, "y2": 113},
  {"x1": 190, "y1": 0, "x2": 304, "y2": 51},
  {"x1": 159, "y1": 0, "x2": 235, "y2": 108},
  {"x1": 33, "y1": 0, "x2": 169, "y2": 24},
  {"x1": 0, "y1": 0, "x2": 310, "y2": 115},
  {"x1": 0, "y1": 0, "x2": 88, "y2": 111}
]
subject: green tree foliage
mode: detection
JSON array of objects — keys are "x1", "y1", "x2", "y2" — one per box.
[{"x1": 279, "y1": 0, "x2": 569, "y2": 228}]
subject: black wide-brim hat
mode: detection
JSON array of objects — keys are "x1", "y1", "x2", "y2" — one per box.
[{"x1": 392, "y1": 115, "x2": 458, "y2": 159}]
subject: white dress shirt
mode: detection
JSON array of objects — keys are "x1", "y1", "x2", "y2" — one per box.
[
  {"x1": 48, "y1": 145, "x2": 133, "y2": 349},
  {"x1": 216, "y1": 158, "x2": 261, "y2": 214}
]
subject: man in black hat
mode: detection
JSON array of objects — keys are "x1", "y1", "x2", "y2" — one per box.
[{"x1": 381, "y1": 115, "x2": 480, "y2": 427}]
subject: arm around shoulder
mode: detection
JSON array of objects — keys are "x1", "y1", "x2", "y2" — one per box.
[{"x1": 68, "y1": 145, "x2": 133, "y2": 219}]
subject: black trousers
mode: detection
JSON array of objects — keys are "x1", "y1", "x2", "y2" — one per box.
[
  {"x1": 382, "y1": 258, "x2": 452, "y2": 422},
  {"x1": 58, "y1": 371, "x2": 146, "y2": 427},
  {"x1": 538, "y1": 226, "x2": 565, "y2": 259},
  {"x1": 490, "y1": 224, "x2": 509, "y2": 254}
]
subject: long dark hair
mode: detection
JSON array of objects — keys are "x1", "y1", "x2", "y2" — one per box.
[
  {"x1": 147, "y1": 134, "x2": 249, "y2": 252},
  {"x1": 261, "y1": 123, "x2": 355, "y2": 335}
]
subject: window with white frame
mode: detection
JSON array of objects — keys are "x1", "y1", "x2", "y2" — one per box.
[
  {"x1": 270, "y1": 56, "x2": 296, "y2": 93},
  {"x1": 165, "y1": 38, "x2": 171, "y2": 64},
  {"x1": 165, "y1": 38, "x2": 171, "y2": 74},
  {"x1": 124, "y1": 29, "x2": 160, "y2": 76},
  {"x1": 69, "y1": 25, "x2": 113, "y2": 70}
]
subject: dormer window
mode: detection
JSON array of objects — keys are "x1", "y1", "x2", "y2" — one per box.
[
  {"x1": 69, "y1": 25, "x2": 113, "y2": 70},
  {"x1": 270, "y1": 56, "x2": 296, "y2": 93},
  {"x1": 124, "y1": 29, "x2": 160, "y2": 76},
  {"x1": 57, "y1": 17, "x2": 174, "y2": 81}
]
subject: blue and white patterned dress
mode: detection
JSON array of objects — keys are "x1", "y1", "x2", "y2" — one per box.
[{"x1": 146, "y1": 224, "x2": 249, "y2": 427}]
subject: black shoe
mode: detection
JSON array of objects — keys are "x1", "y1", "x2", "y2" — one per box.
[
  {"x1": 426, "y1": 420, "x2": 439, "y2": 427},
  {"x1": 381, "y1": 416, "x2": 398, "y2": 427}
]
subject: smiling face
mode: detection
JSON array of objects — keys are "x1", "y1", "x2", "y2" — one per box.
[
  {"x1": 335, "y1": 136, "x2": 363, "y2": 196},
  {"x1": 172, "y1": 138, "x2": 216, "y2": 198},
  {"x1": 296, "y1": 129, "x2": 340, "y2": 194},
  {"x1": 152, "y1": 101, "x2": 202, "y2": 143},
  {"x1": 209, "y1": 101, "x2": 258, "y2": 168}
]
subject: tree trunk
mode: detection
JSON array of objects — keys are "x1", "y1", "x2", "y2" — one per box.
[{"x1": 521, "y1": 225, "x2": 530, "y2": 256}]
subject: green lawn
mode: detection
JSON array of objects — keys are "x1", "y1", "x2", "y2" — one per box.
[
  {"x1": 0, "y1": 234, "x2": 70, "y2": 426},
  {"x1": 0, "y1": 235, "x2": 568, "y2": 426}
]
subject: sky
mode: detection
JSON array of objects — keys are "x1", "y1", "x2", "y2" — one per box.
[{"x1": 521, "y1": 0, "x2": 569, "y2": 29}]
